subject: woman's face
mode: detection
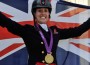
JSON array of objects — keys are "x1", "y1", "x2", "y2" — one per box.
[{"x1": 34, "y1": 8, "x2": 50, "y2": 24}]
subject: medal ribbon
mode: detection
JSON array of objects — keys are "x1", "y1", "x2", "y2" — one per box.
[{"x1": 36, "y1": 23, "x2": 53, "y2": 54}]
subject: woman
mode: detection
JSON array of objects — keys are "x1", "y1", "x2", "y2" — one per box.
[{"x1": 0, "y1": 0, "x2": 90, "y2": 65}]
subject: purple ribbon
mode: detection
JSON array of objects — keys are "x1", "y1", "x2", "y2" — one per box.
[{"x1": 36, "y1": 23, "x2": 53, "y2": 54}]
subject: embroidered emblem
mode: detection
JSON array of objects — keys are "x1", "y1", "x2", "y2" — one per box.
[
  {"x1": 41, "y1": 0, "x2": 46, "y2": 5},
  {"x1": 42, "y1": 1, "x2": 45, "y2": 5},
  {"x1": 54, "y1": 29, "x2": 58, "y2": 34}
]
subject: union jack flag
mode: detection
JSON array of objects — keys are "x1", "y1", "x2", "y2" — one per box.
[{"x1": 0, "y1": 0, "x2": 90, "y2": 65}]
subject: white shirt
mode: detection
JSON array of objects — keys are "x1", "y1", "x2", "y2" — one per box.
[{"x1": 40, "y1": 24, "x2": 48, "y2": 32}]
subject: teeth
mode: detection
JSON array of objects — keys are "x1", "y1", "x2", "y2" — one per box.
[{"x1": 41, "y1": 17, "x2": 45, "y2": 18}]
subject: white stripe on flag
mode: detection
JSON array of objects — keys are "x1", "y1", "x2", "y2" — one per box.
[
  {"x1": 0, "y1": 38, "x2": 24, "y2": 51},
  {"x1": 58, "y1": 38, "x2": 90, "y2": 62},
  {"x1": 0, "y1": 44, "x2": 25, "y2": 60},
  {"x1": 0, "y1": 2, "x2": 30, "y2": 22}
]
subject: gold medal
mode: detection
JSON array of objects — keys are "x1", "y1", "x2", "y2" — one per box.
[{"x1": 45, "y1": 54, "x2": 54, "y2": 64}]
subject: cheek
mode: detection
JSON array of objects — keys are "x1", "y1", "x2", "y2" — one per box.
[
  {"x1": 47, "y1": 13, "x2": 50, "y2": 18},
  {"x1": 34, "y1": 14, "x2": 40, "y2": 19},
  {"x1": 47, "y1": 15, "x2": 50, "y2": 19}
]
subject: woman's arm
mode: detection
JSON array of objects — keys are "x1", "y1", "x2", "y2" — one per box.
[
  {"x1": 56, "y1": 18, "x2": 90, "y2": 39},
  {"x1": 0, "y1": 12, "x2": 25, "y2": 37}
]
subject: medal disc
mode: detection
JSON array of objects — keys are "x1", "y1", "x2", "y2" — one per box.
[{"x1": 45, "y1": 54, "x2": 54, "y2": 64}]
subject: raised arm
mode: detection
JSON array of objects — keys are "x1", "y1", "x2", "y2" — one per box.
[
  {"x1": 56, "y1": 18, "x2": 90, "y2": 39},
  {"x1": 0, "y1": 12, "x2": 25, "y2": 37}
]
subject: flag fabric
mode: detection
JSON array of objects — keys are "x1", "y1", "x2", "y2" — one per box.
[
  {"x1": 0, "y1": 0, "x2": 90, "y2": 65},
  {"x1": 0, "y1": 0, "x2": 28, "y2": 65},
  {"x1": 56, "y1": 1, "x2": 90, "y2": 65}
]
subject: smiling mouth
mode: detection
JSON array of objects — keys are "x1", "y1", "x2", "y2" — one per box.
[{"x1": 41, "y1": 16, "x2": 46, "y2": 19}]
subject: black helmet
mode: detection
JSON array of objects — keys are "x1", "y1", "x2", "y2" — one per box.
[{"x1": 31, "y1": 0, "x2": 52, "y2": 14}]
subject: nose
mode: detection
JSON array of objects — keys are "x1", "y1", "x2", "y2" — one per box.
[{"x1": 41, "y1": 11, "x2": 46, "y2": 14}]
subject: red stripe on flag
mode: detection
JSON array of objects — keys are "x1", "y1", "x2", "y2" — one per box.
[
  {"x1": 0, "y1": 21, "x2": 34, "y2": 40},
  {"x1": 0, "y1": 21, "x2": 79, "y2": 39},
  {"x1": 0, "y1": 43, "x2": 24, "y2": 57},
  {"x1": 47, "y1": 21, "x2": 79, "y2": 28},
  {"x1": 70, "y1": 42, "x2": 90, "y2": 53},
  {"x1": 0, "y1": 21, "x2": 90, "y2": 39},
  {"x1": 0, "y1": 27, "x2": 19, "y2": 40},
  {"x1": 2, "y1": 12, "x2": 13, "y2": 18},
  {"x1": 59, "y1": 8, "x2": 86, "y2": 17}
]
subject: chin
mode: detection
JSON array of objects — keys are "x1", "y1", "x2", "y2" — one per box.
[
  {"x1": 39, "y1": 23, "x2": 46, "y2": 24},
  {"x1": 42, "y1": 22, "x2": 47, "y2": 24},
  {"x1": 40, "y1": 21, "x2": 47, "y2": 24}
]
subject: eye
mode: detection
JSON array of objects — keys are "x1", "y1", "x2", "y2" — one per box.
[
  {"x1": 45, "y1": 9, "x2": 48, "y2": 12},
  {"x1": 37, "y1": 9, "x2": 42, "y2": 12}
]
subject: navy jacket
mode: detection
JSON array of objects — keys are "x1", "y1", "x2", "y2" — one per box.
[{"x1": 0, "y1": 12, "x2": 90, "y2": 65}]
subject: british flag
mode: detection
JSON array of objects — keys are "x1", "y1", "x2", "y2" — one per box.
[{"x1": 0, "y1": 0, "x2": 90, "y2": 65}]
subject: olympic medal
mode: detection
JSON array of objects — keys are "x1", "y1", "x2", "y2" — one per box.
[{"x1": 45, "y1": 54, "x2": 54, "y2": 64}]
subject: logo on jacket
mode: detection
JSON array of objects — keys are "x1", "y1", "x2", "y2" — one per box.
[{"x1": 54, "y1": 29, "x2": 58, "y2": 34}]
